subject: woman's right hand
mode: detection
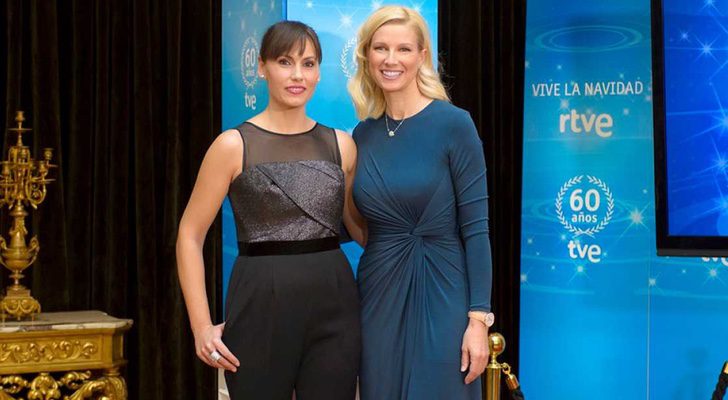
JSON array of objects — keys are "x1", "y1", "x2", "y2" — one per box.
[{"x1": 194, "y1": 322, "x2": 240, "y2": 372}]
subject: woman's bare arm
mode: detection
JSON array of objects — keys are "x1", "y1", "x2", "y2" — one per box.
[
  {"x1": 176, "y1": 130, "x2": 242, "y2": 371},
  {"x1": 336, "y1": 129, "x2": 367, "y2": 247}
]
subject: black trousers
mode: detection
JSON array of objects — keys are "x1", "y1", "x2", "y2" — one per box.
[{"x1": 222, "y1": 249, "x2": 361, "y2": 400}]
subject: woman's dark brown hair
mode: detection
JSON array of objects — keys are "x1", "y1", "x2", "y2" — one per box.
[{"x1": 260, "y1": 21, "x2": 322, "y2": 63}]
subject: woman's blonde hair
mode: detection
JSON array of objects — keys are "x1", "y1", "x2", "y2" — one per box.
[{"x1": 348, "y1": 6, "x2": 450, "y2": 120}]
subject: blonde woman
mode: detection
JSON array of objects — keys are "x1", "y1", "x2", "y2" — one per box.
[{"x1": 347, "y1": 6, "x2": 494, "y2": 400}]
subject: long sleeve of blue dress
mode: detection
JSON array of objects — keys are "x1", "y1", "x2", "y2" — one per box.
[{"x1": 448, "y1": 110, "x2": 493, "y2": 312}]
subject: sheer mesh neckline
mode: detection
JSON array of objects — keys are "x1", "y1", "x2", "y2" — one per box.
[
  {"x1": 244, "y1": 121, "x2": 319, "y2": 136},
  {"x1": 236, "y1": 120, "x2": 341, "y2": 172}
]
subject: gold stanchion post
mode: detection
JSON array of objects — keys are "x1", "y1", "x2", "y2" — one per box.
[
  {"x1": 486, "y1": 333, "x2": 505, "y2": 400},
  {"x1": 485, "y1": 332, "x2": 522, "y2": 400}
]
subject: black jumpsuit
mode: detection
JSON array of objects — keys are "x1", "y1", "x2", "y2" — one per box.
[{"x1": 222, "y1": 121, "x2": 361, "y2": 400}]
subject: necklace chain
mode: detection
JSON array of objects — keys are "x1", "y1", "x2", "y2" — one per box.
[{"x1": 385, "y1": 113, "x2": 406, "y2": 137}]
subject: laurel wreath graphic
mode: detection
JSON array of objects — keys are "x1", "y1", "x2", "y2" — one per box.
[
  {"x1": 341, "y1": 37, "x2": 358, "y2": 79},
  {"x1": 241, "y1": 36, "x2": 259, "y2": 90},
  {"x1": 555, "y1": 175, "x2": 614, "y2": 237}
]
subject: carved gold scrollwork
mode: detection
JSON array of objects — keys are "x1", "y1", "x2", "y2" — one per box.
[
  {"x1": 0, "y1": 375, "x2": 28, "y2": 394},
  {"x1": 98, "y1": 369, "x2": 127, "y2": 400},
  {"x1": 0, "y1": 342, "x2": 41, "y2": 363},
  {"x1": 28, "y1": 373, "x2": 61, "y2": 400},
  {"x1": 58, "y1": 371, "x2": 92, "y2": 391},
  {"x1": 0, "y1": 340, "x2": 98, "y2": 364},
  {"x1": 64, "y1": 380, "x2": 107, "y2": 400},
  {"x1": 0, "y1": 370, "x2": 127, "y2": 399}
]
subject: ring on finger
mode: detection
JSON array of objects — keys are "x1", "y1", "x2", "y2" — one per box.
[{"x1": 210, "y1": 350, "x2": 222, "y2": 362}]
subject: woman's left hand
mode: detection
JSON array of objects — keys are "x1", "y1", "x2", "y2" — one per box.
[{"x1": 460, "y1": 319, "x2": 490, "y2": 384}]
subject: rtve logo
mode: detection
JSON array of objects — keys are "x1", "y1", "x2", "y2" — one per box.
[{"x1": 559, "y1": 109, "x2": 613, "y2": 138}]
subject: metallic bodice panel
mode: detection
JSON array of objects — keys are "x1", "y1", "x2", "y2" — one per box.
[{"x1": 228, "y1": 123, "x2": 344, "y2": 243}]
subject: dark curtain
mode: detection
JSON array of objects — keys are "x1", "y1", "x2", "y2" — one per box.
[
  {"x1": 1, "y1": 1, "x2": 221, "y2": 399},
  {"x1": 439, "y1": 0, "x2": 527, "y2": 390}
]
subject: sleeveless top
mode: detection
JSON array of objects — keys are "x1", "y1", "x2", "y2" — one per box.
[{"x1": 227, "y1": 122, "x2": 344, "y2": 251}]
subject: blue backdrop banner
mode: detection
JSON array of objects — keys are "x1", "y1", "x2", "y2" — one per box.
[{"x1": 520, "y1": 0, "x2": 728, "y2": 398}]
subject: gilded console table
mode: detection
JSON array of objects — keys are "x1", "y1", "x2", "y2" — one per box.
[{"x1": 0, "y1": 310, "x2": 132, "y2": 399}]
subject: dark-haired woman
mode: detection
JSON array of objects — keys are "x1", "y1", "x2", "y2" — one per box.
[{"x1": 176, "y1": 21, "x2": 361, "y2": 400}]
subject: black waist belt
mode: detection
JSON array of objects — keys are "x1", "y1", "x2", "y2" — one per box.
[{"x1": 238, "y1": 237, "x2": 340, "y2": 256}]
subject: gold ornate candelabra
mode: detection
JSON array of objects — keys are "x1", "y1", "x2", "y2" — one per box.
[{"x1": 0, "y1": 111, "x2": 54, "y2": 321}]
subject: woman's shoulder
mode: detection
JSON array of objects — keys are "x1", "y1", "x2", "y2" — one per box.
[
  {"x1": 430, "y1": 99, "x2": 472, "y2": 122},
  {"x1": 429, "y1": 101, "x2": 481, "y2": 147},
  {"x1": 355, "y1": 117, "x2": 380, "y2": 130},
  {"x1": 206, "y1": 129, "x2": 244, "y2": 159},
  {"x1": 351, "y1": 117, "x2": 380, "y2": 140},
  {"x1": 216, "y1": 129, "x2": 244, "y2": 147}
]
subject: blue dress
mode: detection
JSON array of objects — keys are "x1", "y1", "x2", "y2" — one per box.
[{"x1": 352, "y1": 100, "x2": 493, "y2": 400}]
